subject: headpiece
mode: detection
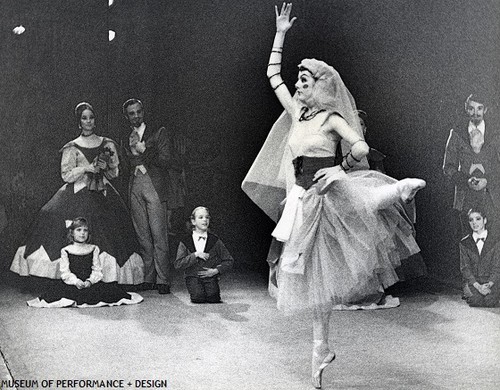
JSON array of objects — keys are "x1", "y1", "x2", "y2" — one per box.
[
  {"x1": 122, "y1": 98, "x2": 143, "y2": 115},
  {"x1": 74, "y1": 102, "x2": 94, "y2": 118}
]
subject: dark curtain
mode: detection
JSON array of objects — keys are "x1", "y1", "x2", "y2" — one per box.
[{"x1": 1, "y1": 0, "x2": 499, "y2": 285}]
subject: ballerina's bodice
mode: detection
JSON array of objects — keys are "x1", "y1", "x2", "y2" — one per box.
[
  {"x1": 288, "y1": 111, "x2": 340, "y2": 159},
  {"x1": 288, "y1": 111, "x2": 340, "y2": 189}
]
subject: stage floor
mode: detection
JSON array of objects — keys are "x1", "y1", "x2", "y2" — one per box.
[{"x1": 0, "y1": 269, "x2": 499, "y2": 390}]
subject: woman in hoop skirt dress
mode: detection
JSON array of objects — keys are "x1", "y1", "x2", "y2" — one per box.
[
  {"x1": 242, "y1": 4, "x2": 426, "y2": 389},
  {"x1": 11, "y1": 102, "x2": 144, "y2": 286}
]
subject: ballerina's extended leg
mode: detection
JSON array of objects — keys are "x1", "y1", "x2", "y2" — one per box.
[
  {"x1": 397, "y1": 178, "x2": 426, "y2": 204},
  {"x1": 312, "y1": 309, "x2": 336, "y2": 389},
  {"x1": 371, "y1": 178, "x2": 426, "y2": 210}
]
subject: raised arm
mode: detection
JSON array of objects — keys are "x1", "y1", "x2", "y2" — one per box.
[{"x1": 267, "y1": 3, "x2": 297, "y2": 115}]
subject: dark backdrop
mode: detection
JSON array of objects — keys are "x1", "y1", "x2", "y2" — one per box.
[{"x1": 1, "y1": 0, "x2": 499, "y2": 286}]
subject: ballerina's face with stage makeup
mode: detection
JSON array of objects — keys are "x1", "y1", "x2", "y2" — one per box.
[{"x1": 295, "y1": 70, "x2": 316, "y2": 106}]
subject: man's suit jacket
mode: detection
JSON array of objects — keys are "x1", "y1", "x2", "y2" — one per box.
[
  {"x1": 443, "y1": 120, "x2": 500, "y2": 212},
  {"x1": 460, "y1": 233, "x2": 500, "y2": 286},
  {"x1": 124, "y1": 124, "x2": 178, "y2": 203}
]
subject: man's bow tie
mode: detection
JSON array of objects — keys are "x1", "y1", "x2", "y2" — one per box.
[
  {"x1": 198, "y1": 236, "x2": 206, "y2": 241},
  {"x1": 475, "y1": 237, "x2": 485, "y2": 243}
]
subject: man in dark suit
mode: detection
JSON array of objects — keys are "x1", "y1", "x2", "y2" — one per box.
[
  {"x1": 443, "y1": 93, "x2": 500, "y2": 233},
  {"x1": 122, "y1": 98, "x2": 173, "y2": 294}
]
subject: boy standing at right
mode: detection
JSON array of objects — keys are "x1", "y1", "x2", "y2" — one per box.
[{"x1": 460, "y1": 208, "x2": 500, "y2": 307}]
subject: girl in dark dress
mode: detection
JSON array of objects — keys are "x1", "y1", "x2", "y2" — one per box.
[{"x1": 28, "y1": 217, "x2": 143, "y2": 308}]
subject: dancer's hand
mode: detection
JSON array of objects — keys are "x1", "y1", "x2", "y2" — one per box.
[
  {"x1": 468, "y1": 177, "x2": 487, "y2": 191},
  {"x1": 196, "y1": 252, "x2": 210, "y2": 261},
  {"x1": 86, "y1": 165, "x2": 99, "y2": 174},
  {"x1": 135, "y1": 141, "x2": 146, "y2": 154},
  {"x1": 129, "y1": 131, "x2": 140, "y2": 145},
  {"x1": 75, "y1": 279, "x2": 86, "y2": 289},
  {"x1": 481, "y1": 282, "x2": 493, "y2": 295},
  {"x1": 198, "y1": 267, "x2": 219, "y2": 278},
  {"x1": 313, "y1": 166, "x2": 345, "y2": 182},
  {"x1": 275, "y1": 3, "x2": 297, "y2": 33},
  {"x1": 96, "y1": 159, "x2": 107, "y2": 170},
  {"x1": 83, "y1": 281, "x2": 92, "y2": 289},
  {"x1": 473, "y1": 282, "x2": 489, "y2": 296},
  {"x1": 315, "y1": 166, "x2": 346, "y2": 195}
]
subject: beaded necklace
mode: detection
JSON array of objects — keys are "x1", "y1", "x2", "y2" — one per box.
[{"x1": 299, "y1": 108, "x2": 325, "y2": 122}]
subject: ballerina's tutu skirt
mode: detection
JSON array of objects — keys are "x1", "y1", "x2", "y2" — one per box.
[{"x1": 272, "y1": 164, "x2": 420, "y2": 314}]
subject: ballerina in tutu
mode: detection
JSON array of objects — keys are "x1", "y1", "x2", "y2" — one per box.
[
  {"x1": 28, "y1": 217, "x2": 143, "y2": 308},
  {"x1": 242, "y1": 4, "x2": 426, "y2": 388},
  {"x1": 11, "y1": 102, "x2": 144, "y2": 285}
]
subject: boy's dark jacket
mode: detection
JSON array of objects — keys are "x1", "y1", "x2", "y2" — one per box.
[
  {"x1": 460, "y1": 232, "x2": 500, "y2": 285},
  {"x1": 174, "y1": 232, "x2": 234, "y2": 277}
]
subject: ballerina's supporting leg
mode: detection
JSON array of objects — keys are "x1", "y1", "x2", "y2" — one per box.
[
  {"x1": 312, "y1": 308, "x2": 336, "y2": 389},
  {"x1": 370, "y1": 178, "x2": 426, "y2": 210}
]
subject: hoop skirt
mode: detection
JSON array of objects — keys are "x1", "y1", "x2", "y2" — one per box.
[
  {"x1": 271, "y1": 168, "x2": 420, "y2": 314},
  {"x1": 27, "y1": 251, "x2": 143, "y2": 308},
  {"x1": 10, "y1": 140, "x2": 144, "y2": 285}
]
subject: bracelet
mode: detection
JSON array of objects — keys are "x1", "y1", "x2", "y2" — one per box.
[
  {"x1": 348, "y1": 151, "x2": 361, "y2": 163},
  {"x1": 342, "y1": 156, "x2": 353, "y2": 169},
  {"x1": 271, "y1": 50, "x2": 282, "y2": 54},
  {"x1": 267, "y1": 72, "x2": 281, "y2": 80},
  {"x1": 267, "y1": 62, "x2": 281, "y2": 67},
  {"x1": 273, "y1": 81, "x2": 285, "y2": 90}
]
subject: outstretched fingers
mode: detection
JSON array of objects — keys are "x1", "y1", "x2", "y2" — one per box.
[{"x1": 281, "y1": 2, "x2": 288, "y2": 15}]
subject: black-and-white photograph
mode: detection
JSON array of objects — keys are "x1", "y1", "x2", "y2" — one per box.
[{"x1": 0, "y1": 1, "x2": 499, "y2": 389}]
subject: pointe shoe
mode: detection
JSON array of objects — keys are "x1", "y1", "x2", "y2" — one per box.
[
  {"x1": 397, "y1": 178, "x2": 426, "y2": 204},
  {"x1": 312, "y1": 341, "x2": 336, "y2": 389}
]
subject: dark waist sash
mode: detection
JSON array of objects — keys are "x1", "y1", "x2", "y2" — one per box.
[{"x1": 292, "y1": 156, "x2": 337, "y2": 190}]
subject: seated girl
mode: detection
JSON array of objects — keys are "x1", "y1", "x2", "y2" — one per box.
[{"x1": 28, "y1": 217, "x2": 143, "y2": 308}]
